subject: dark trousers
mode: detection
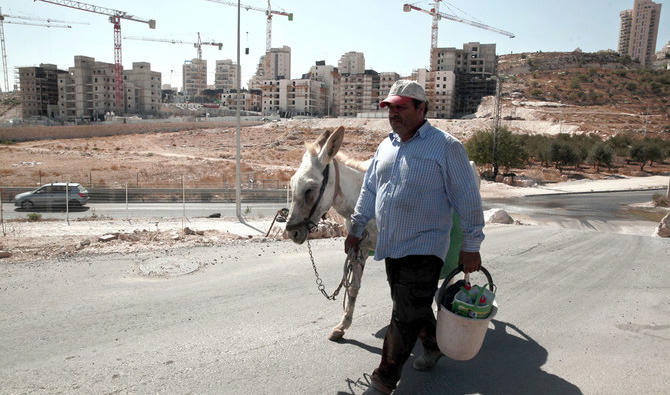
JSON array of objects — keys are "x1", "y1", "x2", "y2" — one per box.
[{"x1": 372, "y1": 255, "x2": 443, "y2": 391}]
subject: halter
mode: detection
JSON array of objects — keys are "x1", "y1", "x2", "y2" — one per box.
[{"x1": 285, "y1": 164, "x2": 330, "y2": 233}]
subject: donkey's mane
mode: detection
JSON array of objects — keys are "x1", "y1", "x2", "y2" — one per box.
[
  {"x1": 304, "y1": 142, "x2": 368, "y2": 172},
  {"x1": 335, "y1": 152, "x2": 369, "y2": 172}
]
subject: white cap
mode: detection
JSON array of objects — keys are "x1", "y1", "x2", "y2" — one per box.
[{"x1": 380, "y1": 80, "x2": 427, "y2": 108}]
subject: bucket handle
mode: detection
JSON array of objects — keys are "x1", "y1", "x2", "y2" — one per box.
[{"x1": 438, "y1": 265, "x2": 494, "y2": 308}]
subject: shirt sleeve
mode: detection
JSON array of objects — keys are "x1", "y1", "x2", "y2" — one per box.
[
  {"x1": 349, "y1": 153, "x2": 378, "y2": 238},
  {"x1": 444, "y1": 140, "x2": 485, "y2": 252}
]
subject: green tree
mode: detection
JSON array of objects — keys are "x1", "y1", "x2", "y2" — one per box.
[
  {"x1": 519, "y1": 134, "x2": 552, "y2": 167},
  {"x1": 551, "y1": 141, "x2": 579, "y2": 172},
  {"x1": 588, "y1": 142, "x2": 614, "y2": 172},
  {"x1": 630, "y1": 140, "x2": 663, "y2": 171},
  {"x1": 465, "y1": 128, "x2": 527, "y2": 179},
  {"x1": 606, "y1": 133, "x2": 633, "y2": 157}
]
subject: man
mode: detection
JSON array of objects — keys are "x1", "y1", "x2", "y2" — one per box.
[{"x1": 344, "y1": 80, "x2": 485, "y2": 394}]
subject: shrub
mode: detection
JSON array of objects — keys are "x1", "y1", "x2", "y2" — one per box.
[
  {"x1": 27, "y1": 213, "x2": 42, "y2": 221},
  {"x1": 652, "y1": 193, "x2": 670, "y2": 207}
]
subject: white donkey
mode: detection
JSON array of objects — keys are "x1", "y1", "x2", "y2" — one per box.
[{"x1": 285, "y1": 126, "x2": 377, "y2": 341}]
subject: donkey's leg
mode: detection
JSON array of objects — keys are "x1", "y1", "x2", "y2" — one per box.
[{"x1": 329, "y1": 255, "x2": 367, "y2": 341}]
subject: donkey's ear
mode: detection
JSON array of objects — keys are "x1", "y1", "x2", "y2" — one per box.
[
  {"x1": 318, "y1": 126, "x2": 344, "y2": 165},
  {"x1": 314, "y1": 129, "x2": 332, "y2": 150}
]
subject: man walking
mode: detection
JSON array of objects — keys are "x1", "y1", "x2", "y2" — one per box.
[{"x1": 344, "y1": 80, "x2": 485, "y2": 394}]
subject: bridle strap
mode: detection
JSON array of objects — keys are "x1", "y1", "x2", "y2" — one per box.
[
  {"x1": 286, "y1": 164, "x2": 330, "y2": 232},
  {"x1": 307, "y1": 164, "x2": 330, "y2": 221}
]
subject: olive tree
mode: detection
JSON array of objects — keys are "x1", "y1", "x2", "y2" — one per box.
[
  {"x1": 588, "y1": 142, "x2": 614, "y2": 172},
  {"x1": 465, "y1": 128, "x2": 527, "y2": 179}
]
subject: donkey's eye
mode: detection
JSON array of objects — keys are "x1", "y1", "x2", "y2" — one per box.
[{"x1": 304, "y1": 188, "x2": 313, "y2": 200}]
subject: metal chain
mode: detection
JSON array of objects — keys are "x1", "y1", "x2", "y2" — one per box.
[{"x1": 306, "y1": 238, "x2": 342, "y2": 300}]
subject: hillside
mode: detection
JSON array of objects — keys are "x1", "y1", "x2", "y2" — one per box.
[{"x1": 496, "y1": 51, "x2": 670, "y2": 137}]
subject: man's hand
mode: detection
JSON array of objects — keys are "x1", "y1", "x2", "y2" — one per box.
[
  {"x1": 344, "y1": 234, "x2": 361, "y2": 254},
  {"x1": 459, "y1": 251, "x2": 482, "y2": 273}
]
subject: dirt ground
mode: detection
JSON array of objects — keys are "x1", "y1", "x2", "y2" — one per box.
[
  {"x1": 1, "y1": 101, "x2": 669, "y2": 263},
  {"x1": 2, "y1": 99, "x2": 669, "y2": 190}
]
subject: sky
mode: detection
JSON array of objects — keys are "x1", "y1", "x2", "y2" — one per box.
[{"x1": 1, "y1": 0, "x2": 668, "y2": 91}]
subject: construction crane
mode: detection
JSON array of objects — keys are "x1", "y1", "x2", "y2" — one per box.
[
  {"x1": 204, "y1": 0, "x2": 292, "y2": 52},
  {"x1": 0, "y1": 9, "x2": 79, "y2": 92},
  {"x1": 403, "y1": 1, "x2": 514, "y2": 66},
  {"x1": 125, "y1": 33, "x2": 223, "y2": 96},
  {"x1": 35, "y1": 0, "x2": 156, "y2": 112}
]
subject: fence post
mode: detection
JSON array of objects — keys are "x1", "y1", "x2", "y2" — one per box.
[
  {"x1": 39, "y1": 170, "x2": 42, "y2": 185},
  {"x1": 89, "y1": 171, "x2": 92, "y2": 188},
  {"x1": 182, "y1": 176, "x2": 186, "y2": 221},
  {"x1": 1, "y1": 188, "x2": 5, "y2": 237},
  {"x1": 66, "y1": 181, "x2": 70, "y2": 226},
  {"x1": 125, "y1": 183, "x2": 128, "y2": 211},
  {"x1": 136, "y1": 173, "x2": 139, "y2": 188}
]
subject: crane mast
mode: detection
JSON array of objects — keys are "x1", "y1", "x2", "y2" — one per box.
[
  {"x1": 204, "y1": 0, "x2": 292, "y2": 52},
  {"x1": 403, "y1": 1, "x2": 514, "y2": 68},
  {"x1": 35, "y1": 0, "x2": 156, "y2": 113},
  {"x1": 0, "y1": 8, "x2": 74, "y2": 92},
  {"x1": 125, "y1": 34, "x2": 223, "y2": 97}
]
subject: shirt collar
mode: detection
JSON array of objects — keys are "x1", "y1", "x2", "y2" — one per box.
[{"x1": 388, "y1": 120, "x2": 432, "y2": 142}]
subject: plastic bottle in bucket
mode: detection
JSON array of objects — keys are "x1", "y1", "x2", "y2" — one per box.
[{"x1": 436, "y1": 265, "x2": 498, "y2": 361}]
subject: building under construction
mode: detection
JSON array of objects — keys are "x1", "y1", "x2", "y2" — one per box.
[
  {"x1": 426, "y1": 42, "x2": 498, "y2": 118},
  {"x1": 56, "y1": 56, "x2": 161, "y2": 122},
  {"x1": 17, "y1": 64, "x2": 68, "y2": 119}
]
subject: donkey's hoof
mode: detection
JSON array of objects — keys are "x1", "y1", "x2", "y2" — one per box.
[{"x1": 328, "y1": 329, "x2": 345, "y2": 342}]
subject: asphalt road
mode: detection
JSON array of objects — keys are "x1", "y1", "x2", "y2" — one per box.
[
  {"x1": 1, "y1": 202, "x2": 289, "y2": 220},
  {"x1": 1, "y1": 226, "x2": 668, "y2": 394},
  {"x1": 2, "y1": 189, "x2": 663, "y2": 222}
]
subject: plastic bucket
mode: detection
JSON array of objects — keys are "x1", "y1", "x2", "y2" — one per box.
[{"x1": 435, "y1": 266, "x2": 498, "y2": 361}]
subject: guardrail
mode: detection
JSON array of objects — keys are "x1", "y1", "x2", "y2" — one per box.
[{"x1": 1, "y1": 187, "x2": 290, "y2": 204}]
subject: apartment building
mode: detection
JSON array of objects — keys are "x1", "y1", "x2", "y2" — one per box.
[
  {"x1": 338, "y1": 51, "x2": 365, "y2": 75},
  {"x1": 337, "y1": 69, "x2": 380, "y2": 117},
  {"x1": 221, "y1": 89, "x2": 262, "y2": 113},
  {"x1": 281, "y1": 79, "x2": 327, "y2": 116},
  {"x1": 260, "y1": 80, "x2": 282, "y2": 115},
  {"x1": 248, "y1": 46, "x2": 291, "y2": 91},
  {"x1": 429, "y1": 42, "x2": 497, "y2": 118},
  {"x1": 618, "y1": 0, "x2": 662, "y2": 67},
  {"x1": 123, "y1": 62, "x2": 161, "y2": 114},
  {"x1": 425, "y1": 71, "x2": 456, "y2": 119},
  {"x1": 248, "y1": 55, "x2": 265, "y2": 90},
  {"x1": 377, "y1": 72, "x2": 400, "y2": 104},
  {"x1": 18, "y1": 63, "x2": 67, "y2": 119},
  {"x1": 260, "y1": 79, "x2": 326, "y2": 116},
  {"x1": 182, "y1": 58, "x2": 207, "y2": 97},
  {"x1": 265, "y1": 46, "x2": 291, "y2": 80},
  {"x1": 57, "y1": 56, "x2": 161, "y2": 121},
  {"x1": 431, "y1": 42, "x2": 497, "y2": 76},
  {"x1": 214, "y1": 59, "x2": 239, "y2": 91},
  {"x1": 307, "y1": 60, "x2": 340, "y2": 116}
]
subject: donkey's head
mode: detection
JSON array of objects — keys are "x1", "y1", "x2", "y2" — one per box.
[{"x1": 285, "y1": 126, "x2": 344, "y2": 244}]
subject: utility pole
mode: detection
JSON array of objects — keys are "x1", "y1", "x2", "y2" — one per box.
[
  {"x1": 491, "y1": 76, "x2": 501, "y2": 178},
  {"x1": 235, "y1": 0, "x2": 242, "y2": 220}
]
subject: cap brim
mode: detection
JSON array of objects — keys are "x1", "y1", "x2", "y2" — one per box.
[{"x1": 380, "y1": 95, "x2": 413, "y2": 108}]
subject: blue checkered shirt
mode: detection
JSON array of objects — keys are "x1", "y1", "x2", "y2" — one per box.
[{"x1": 350, "y1": 120, "x2": 485, "y2": 261}]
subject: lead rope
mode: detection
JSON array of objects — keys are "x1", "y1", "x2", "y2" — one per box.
[{"x1": 306, "y1": 236, "x2": 365, "y2": 306}]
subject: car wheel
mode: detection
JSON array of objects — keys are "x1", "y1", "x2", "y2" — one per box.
[
  {"x1": 21, "y1": 201, "x2": 34, "y2": 210},
  {"x1": 68, "y1": 200, "x2": 81, "y2": 208}
]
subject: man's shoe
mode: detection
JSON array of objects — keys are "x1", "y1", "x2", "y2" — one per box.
[
  {"x1": 362, "y1": 386, "x2": 388, "y2": 395},
  {"x1": 412, "y1": 351, "x2": 443, "y2": 371},
  {"x1": 362, "y1": 381, "x2": 393, "y2": 395}
]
